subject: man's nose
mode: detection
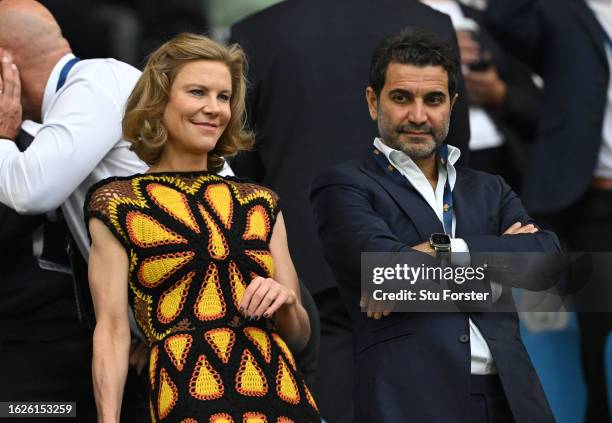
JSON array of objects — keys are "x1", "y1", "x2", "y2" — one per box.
[{"x1": 407, "y1": 102, "x2": 427, "y2": 125}]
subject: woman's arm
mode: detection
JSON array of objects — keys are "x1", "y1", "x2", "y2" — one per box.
[
  {"x1": 88, "y1": 218, "x2": 131, "y2": 423},
  {"x1": 239, "y1": 212, "x2": 311, "y2": 353}
]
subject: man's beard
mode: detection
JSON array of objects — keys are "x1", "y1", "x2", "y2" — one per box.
[{"x1": 379, "y1": 116, "x2": 451, "y2": 160}]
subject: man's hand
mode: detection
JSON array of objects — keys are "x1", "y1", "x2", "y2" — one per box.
[
  {"x1": 503, "y1": 221, "x2": 539, "y2": 235},
  {"x1": 0, "y1": 50, "x2": 22, "y2": 141},
  {"x1": 457, "y1": 30, "x2": 507, "y2": 108},
  {"x1": 412, "y1": 241, "x2": 436, "y2": 257},
  {"x1": 360, "y1": 292, "x2": 394, "y2": 320},
  {"x1": 464, "y1": 67, "x2": 508, "y2": 108},
  {"x1": 363, "y1": 240, "x2": 435, "y2": 320},
  {"x1": 457, "y1": 31, "x2": 480, "y2": 66}
]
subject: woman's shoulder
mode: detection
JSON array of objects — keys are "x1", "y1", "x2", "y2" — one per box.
[
  {"x1": 225, "y1": 177, "x2": 280, "y2": 207},
  {"x1": 84, "y1": 174, "x2": 142, "y2": 217}
]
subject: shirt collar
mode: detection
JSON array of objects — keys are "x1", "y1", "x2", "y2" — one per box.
[
  {"x1": 41, "y1": 53, "x2": 76, "y2": 120},
  {"x1": 373, "y1": 137, "x2": 461, "y2": 169},
  {"x1": 373, "y1": 137, "x2": 460, "y2": 228}
]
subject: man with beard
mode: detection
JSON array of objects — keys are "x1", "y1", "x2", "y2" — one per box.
[
  {"x1": 230, "y1": 3, "x2": 471, "y2": 419},
  {"x1": 311, "y1": 29, "x2": 558, "y2": 422}
]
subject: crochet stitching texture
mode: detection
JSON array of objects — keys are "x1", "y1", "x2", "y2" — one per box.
[{"x1": 85, "y1": 173, "x2": 319, "y2": 422}]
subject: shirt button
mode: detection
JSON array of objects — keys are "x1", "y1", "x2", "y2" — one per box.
[
  {"x1": 387, "y1": 165, "x2": 394, "y2": 172},
  {"x1": 459, "y1": 334, "x2": 469, "y2": 343}
]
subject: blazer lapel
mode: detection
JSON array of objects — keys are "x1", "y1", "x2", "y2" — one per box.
[
  {"x1": 360, "y1": 155, "x2": 444, "y2": 241},
  {"x1": 569, "y1": 0, "x2": 608, "y2": 63}
]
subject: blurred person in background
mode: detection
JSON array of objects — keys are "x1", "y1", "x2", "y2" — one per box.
[
  {"x1": 422, "y1": 0, "x2": 542, "y2": 191},
  {"x1": 0, "y1": 0, "x2": 149, "y2": 419},
  {"x1": 230, "y1": 1, "x2": 471, "y2": 421},
  {"x1": 486, "y1": 0, "x2": 612, "y2": 421}
]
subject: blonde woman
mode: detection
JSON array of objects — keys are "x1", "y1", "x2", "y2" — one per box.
[{"x1": 85, "y1": 33, "x2": 320, "y2": 423}]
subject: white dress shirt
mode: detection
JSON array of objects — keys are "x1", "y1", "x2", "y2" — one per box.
[
  {"x1": 0, "y1": 53, "x2": 147, "y2": 257},
  {"x1": 374, "y1": 137, "x2": 497, "y2": 375},
  {"x1": 586, "y1": 0, "x2": 612, "y2": 179}
]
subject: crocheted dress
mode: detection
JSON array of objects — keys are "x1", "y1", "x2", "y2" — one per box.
[{"x1": 85, "y1": 172, "x2": 320, "y2": 423}]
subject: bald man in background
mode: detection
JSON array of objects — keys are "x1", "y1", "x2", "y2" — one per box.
[
  {"x1": 0, "y1": 0, "x2": 146, "y2": 256},
  {"x1": 0, "y1": 1, "x2": 148, "y2": 420}
]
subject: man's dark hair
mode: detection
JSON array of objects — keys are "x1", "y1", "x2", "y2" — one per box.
[{"x1": 369, "y1": 28, "x2": 459, "y2": 98}]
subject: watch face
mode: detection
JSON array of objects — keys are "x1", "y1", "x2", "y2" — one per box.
[{"x1": 431, "y1": 233, "x2": 451, "y2": 245}]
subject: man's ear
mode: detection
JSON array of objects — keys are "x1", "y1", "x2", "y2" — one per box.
[
  {"x1": 365, "y1": 86, "x2": 378, "y2": 121},
  {"x1": 450, "y1": 93, "x2": 458, "y2": 112}
]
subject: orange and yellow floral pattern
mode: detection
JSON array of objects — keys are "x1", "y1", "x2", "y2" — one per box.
[{"x1": 85, "y1": 173, "x2": 319, "y2": 422}]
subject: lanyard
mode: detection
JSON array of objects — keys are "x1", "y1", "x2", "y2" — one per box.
[
  {"x1": 439, "y1": 144, "x2": 453, "y2": 235},
  {"x1": 55, "y1": 57, "x2": 80, "y2": 92},
  {"x1": 372, "y1": 144, "x2": 454, "y2": 235}
]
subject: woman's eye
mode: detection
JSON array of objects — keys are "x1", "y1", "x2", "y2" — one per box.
[
  {"x1": 190, "y1": 89, "x2": 204, "y2": 96},
  {"x1": 218, "y1": 94, "x2": 230, "y2": 102}
]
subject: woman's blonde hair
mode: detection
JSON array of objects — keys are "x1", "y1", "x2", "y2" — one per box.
[{"x1": 123, "y1": 33, "x2": 254, "y2": 172}]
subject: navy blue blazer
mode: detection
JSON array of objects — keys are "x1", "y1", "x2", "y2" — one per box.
[
  {"x1": 310, "y1": 152, "x2": 559, "y2": 422},
  {"x1": 485, "y1": 0, "x2": 610, "y2": 214}
]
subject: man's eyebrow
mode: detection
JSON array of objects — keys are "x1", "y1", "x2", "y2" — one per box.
[
  {"x1": 388, "y1": 88, "x2": 412, "y2": 95},
  {"x1": 387, "y1": 88, "x2": 447, "y2": 98},
  {"x1": 425, "y1": 90, "x2": 447, "y2": 98}
]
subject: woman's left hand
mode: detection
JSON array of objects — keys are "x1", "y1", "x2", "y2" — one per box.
[{"x1": 239, "y1": 276, "x2": 297, "y2": 320}]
